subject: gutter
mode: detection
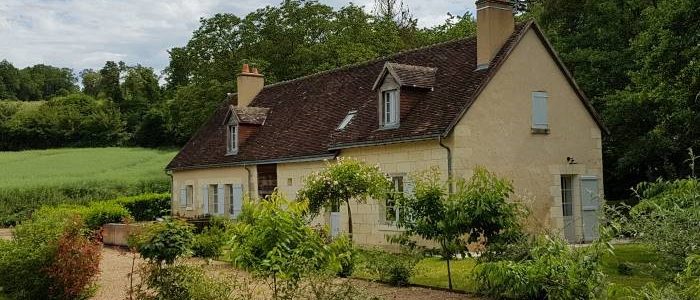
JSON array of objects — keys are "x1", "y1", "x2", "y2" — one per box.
[
  {"x1": 166, "y1": 153, "x2": 336, "y2": 171},
  {"x1": 438, "y1": 136, "x2": 453, "y2": 194},
  {"x1": 329, "y1": 134, "x2": 440, "y2": 150},
  {"x1": 165, "y1": 169, "x2": 174, "y2": 213}
]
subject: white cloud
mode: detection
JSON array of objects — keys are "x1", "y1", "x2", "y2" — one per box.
[{"x1": 0, "y1": 0, "x2": 475, "y2": 75}]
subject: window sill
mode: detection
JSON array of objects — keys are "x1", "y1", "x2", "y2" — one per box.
[
  {"x1": 377, "y1": 224, "x2": 405, "y2": 232},
  {"x1": 379, "y1": 124, "x2": 399, "y2": 130},
  {"x1": 225, "y1": 150, "x2": 239, "y2": 156},
  {"x1": 185, "y1": 207, "x2": 193, "y2": 211},
  {"x1": 531, "y1": 127, "x2": 550, "y2": 134}
]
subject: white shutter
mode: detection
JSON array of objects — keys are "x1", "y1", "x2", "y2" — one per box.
[
  {"x1": 217, "y1": 184, "x2": 225, "y2": 215},
  {"x1": 179, "y1": 187, "x2": 187, "y2": 207},
  {"x1": 330, "y1": 212, "x2": 341, "y2": 238},
  {"x1": 232, "y1": 184, "x2": 244, "y2": 218},
  {"x1": 202, "y1": 185, "x2": 209, "y2": 215},
  {"x1": 532, "y1": 91, "x2": 548, "y2": 129}
]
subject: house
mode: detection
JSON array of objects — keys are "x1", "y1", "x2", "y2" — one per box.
[{"x1": 166, "y1": 0, "x2": 606, "y2": 245}]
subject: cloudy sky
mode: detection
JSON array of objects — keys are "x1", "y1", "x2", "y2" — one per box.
[{"x1": 0, "y1": 0, "x2": 475, "y2": 75}]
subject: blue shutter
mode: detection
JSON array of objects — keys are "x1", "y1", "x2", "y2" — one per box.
[
  {"x1": 532, "y1": 92, "x2": 548, "y2": 129},
  {"x1": 232, "y1": 184, "x2": 244, "y2": 218},
  {"x1": 179, "y1": 187, "x2": 187, "y2": 207},
  {"x1": 580, "y1": 176, "x2": 600, "y2": 241}
]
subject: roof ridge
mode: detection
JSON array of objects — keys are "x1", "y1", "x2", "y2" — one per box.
[{"x1": 260, "y1": 35, "x2": 477, "y2": 89}]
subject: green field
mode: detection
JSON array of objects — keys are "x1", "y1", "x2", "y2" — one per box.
[{"x1": 0, "y1": 147, "x2": 176, "y2": 225}]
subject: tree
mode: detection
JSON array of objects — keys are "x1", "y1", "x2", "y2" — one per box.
[
  {"x1": 167, "y1": 80, "x2": 228, "y2": 145},
  {"x1": 397, "y1": 167, "x2": 522, "y2": 290},
  {"x1": 0, "y1": 60, "x2": 20, "y2": 100},
  {"x1": 79, "y1": 69, "x2": 101, "y2": 98},
  {"x1": 98, "y1": 61, "x2": 123, "y2": 103},
  {"x1": 297, "y1": 158, "x2": 391, "y2": 240},
  {"x1": 121, "y1": 64, "x2": 162, "y2": 132}
]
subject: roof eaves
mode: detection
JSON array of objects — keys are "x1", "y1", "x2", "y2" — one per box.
[
  {"x1": 166, "y1": 153, "x2": 338, "y2": 171},
  {"x1": 328, "y1": 134, "x2": 440, "y2": 150}
]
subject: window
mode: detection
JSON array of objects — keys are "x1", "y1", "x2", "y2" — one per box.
[
  {"x1": 208, "y1": 184, "x2": 218, "y2": 214},
  {"x1": 532, "y1": 91, "x2": 548, "y2": 132},
  {"x1": 179, "y1": 185, "x2": 193, "y2": 208},
  {"x1": 337, "y1": 110, "x2": 357, "y2": 130},
  {"x1": 227, "y1": 124, "x2": 238, "y2": 154},
  {"x1": 225, "y1": 184, "x2": 234, "y2": 215},
  {"x1": 381, "y1": 90, "x2": 398, "y2": 127},
  {"x1": 385, "y1": 175, "x2": 407, "y2": 224},
  {"x1": 560, "y1": 175, "x2": 573, "y2": 217}
]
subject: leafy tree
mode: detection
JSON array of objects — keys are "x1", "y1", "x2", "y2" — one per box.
[
  {"x1": 397, "y1": 167, "x2": 522, "y2": 290},
  {"x1": 79, "y1": 69, "x2": 101, "y2": 98},
  {"x1": 98, "y1": 61, "x2": 123, "y2": 103},
  {"x1": 0, "y1": 60, "x2": 20, "y2": 100},
  {"x1": 229, "y1": 192, "x2": 333, "y2": 298},
  {"x1": 121, "y1": 64, "x2": 162, "y2": 132},
  {"x1": 298, "y1": 158, "x2": 391, "y2": 241},
  {"x1": 131, "y1": 218, "x2": 194, "y2": 265},
  {"x1": 167, "y1": 80, "x2": 228, "y2": 145}
]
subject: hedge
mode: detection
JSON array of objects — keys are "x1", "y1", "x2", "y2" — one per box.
[{"x1": 111, "y1": 193, "x2": 171, "y2": 222}]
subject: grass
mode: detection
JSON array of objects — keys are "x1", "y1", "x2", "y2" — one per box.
[
  {"x1": 354, "y1": 243, "x2": 666, "y2": 294},
  {"x1": 0, "y1": 147, "x2": 177, "y2": 225}
]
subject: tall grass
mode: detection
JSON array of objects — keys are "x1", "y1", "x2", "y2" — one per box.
[{"x1": 0, "y1": 147, "x2": 176, "y2": 226}]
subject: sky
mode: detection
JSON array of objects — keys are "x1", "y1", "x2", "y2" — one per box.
[{"x1": 0, "y1": 0, "x2": 476, "y2": 76}]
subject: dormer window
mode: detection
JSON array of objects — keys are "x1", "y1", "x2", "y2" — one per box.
[
  {"x1": 227, "y1": 123, "x2": 238, "y2": 154},
  {"x1": 382, "y1": 89, "x2": 399, "y2": 128}
]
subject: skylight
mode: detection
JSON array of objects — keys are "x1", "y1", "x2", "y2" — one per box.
[{"x1": 337, "y1": 110, "x2": 357, "y2": 130}]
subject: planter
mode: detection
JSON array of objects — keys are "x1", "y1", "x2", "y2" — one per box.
[{"x1": 101, "y1": 223, "x2": 145, "y2": 246}]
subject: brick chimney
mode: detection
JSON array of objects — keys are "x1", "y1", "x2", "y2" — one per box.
[
  {"x1": 476, "y1": 0, "x2": 515, "y2": 69},
  {"x1": 236, "y1": 64, "x2": 264, "y2": 107}
]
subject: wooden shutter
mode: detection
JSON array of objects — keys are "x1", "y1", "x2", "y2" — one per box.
[
  {"x1": 580, "y1": 176, "x2": 600, "y2": 242},
  {"x1": 330, "y1": 212, "x2": 341, "y2": 238},
  {"x1": 202, "y1": 185, "x2": 209, "y2": 215},
  {"x1": 532, "y1": 91, "x2": 548, "y2": 129},
  {"x1": 217, "y1": 184, "x2": 225, "y2": 215},
  {"x1": 232, "y1": 184, "x2": 244, "y2": 218},
  {"x1": 179, "y1": 187, "x2": 187, "y2": 207}
]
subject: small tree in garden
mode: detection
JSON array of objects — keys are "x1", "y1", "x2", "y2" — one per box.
[
  {"x1": 397, "y1": 167, "x2": 523, "y2": 290},
  {"x1": 228, "y1": 192, "x2": 337, "y2": 299},
  {"x1": 298, "y1": 158, "x2": 391, "y2": 240},
  {"x1": 130, "y1": 217, "x2": 194, "y2": 265}
]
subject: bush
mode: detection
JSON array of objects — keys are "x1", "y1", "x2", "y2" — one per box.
[
  {"x1": 112, "y1": 192, "x2": 170, "y2": 221},
  {"x1": 192, "y1": 225, "x2": 228, "y2": 260},
  {"x1": 45, "y1": 220, "x2": 102, "y2": 299},
  {"x1": 0, "y1": 208, "x2": 102, "y2": 299},
  {"x1": 360, "y1": 249, "x2": 417, "y2": 287},
  {"x1": 473, "y1": 235, "x2": 607, "y2": 300},
  {"x1": 617, "y1": 262, "x2": 634, "y2": 276},
  {"x1": 329, "y1": 235, "x2": 357, "y2": 278},
  {"x1": 80, "y1": 201, "x2": 131, "y2": 230},
  {"x1": 130, "y1": 218, "x2": 194, "y2": 264},
  {"x1": 136, "y1": 264, "x2": 232, "y2": 300}
]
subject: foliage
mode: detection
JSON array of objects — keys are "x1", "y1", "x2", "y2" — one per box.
[
  {"x1": 45, "y1": 220, "x2": 102, "y2": 300},
  {"x1": 192, "y1": 223, "x2": 230, "y2": 260},
  {"x1": 0, "y1": 147, "x2": 174, "y2": 225},
  {"x1": 473, "y1": 235, "x2": 607, "y2": 300},
  {"x1": 112, "y1": 192, "x2": 171, "y2": 221},
  {"x1": 228, "y1": 192, "x2": 336, "y2": 297},
  {"x1": 0, "y1": 94, "x2": 126, "y2": 150},
  {"x1": 79, "y1": 201, "x2": 131, "y2": 230},
  {"x1": 166, "y1": 80, "x2": 228, "y2": 144},
  {"x1": 0, "y1": 60, "x2": 77, "y2": 101},
  {"x1": 298, "y1": 158, "x2": 391, "y2": 239},
  {"x1": 131, "y1": 218, "x2": 194, "y2": 265},
  {"x1": 623, "y1": 178, "x2": 700, "y2": 272},
  {"x1": 0, "y1": 208, "x2": 102, "y2": 299},
  {"x1": 329, "y1": 235, "x2": 357, "y2": 278},
  {"x1": 396, "y1": 167, "x2": 523, "y2": 289},
  {"x1": 358, "y1": 249, "x2": 418, "y2": 287},
  {"x1": 135, "y1": 264, "x2": 233, "y2": 300}
]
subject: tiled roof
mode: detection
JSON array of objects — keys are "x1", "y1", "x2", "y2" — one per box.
[
  {"x1": 166, "y1": 21, "x2": 604, "y2": 170},
  {"x1": 372, "y1": 62, "x2": 437, "y2": 90}
]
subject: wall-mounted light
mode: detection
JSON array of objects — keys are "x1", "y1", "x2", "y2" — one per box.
[{"x1": 566, "y1": 156, "x2": 577, "y2": 164}]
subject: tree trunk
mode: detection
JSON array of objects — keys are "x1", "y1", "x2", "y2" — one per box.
[
  {"x1": 346, "y1": 200, "x2": 353, "y2": 241},
  {"x1": 446, "y1": 258, "x2": 453, "y2": 290}
]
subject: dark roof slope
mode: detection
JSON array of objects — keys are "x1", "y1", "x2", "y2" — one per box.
[{"x1": 167, "y1": 21, "x2": 603, "y2": 170}]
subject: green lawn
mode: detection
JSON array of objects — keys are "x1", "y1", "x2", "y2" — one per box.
[
  {"x1": 0, "y1": 147, "x2": 177, "y2": 225},
  {"x1": 354, "y1": 243, "x2": 665, "y2": 294},
  {"x1": 0, "y1": 147, "x2": 176, "y2": 189}
]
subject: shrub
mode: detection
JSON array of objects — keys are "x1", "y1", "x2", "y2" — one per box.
[
  {"x1": 45, "y1": 219, "x2": 102, "y2": 299},
  {"x1": 329, "y1": 235, "x2": 357, "y2": 278},
  {"x1": 136, "y1": 264, "x2": 232, "y2": 300},
  {"x1": 130, "y1": 218, "x2": 194, "y2": 264},
  {"x1": 473, "y1": 235, "x2": 607, "y2": 300},
  {"x1": 80, "y1": 201, "x2": 131, "y2": 230},
  {"x1": 360, "y1": 249, "x2": 418, "y2": 287},
  {"x1": 113, "y1": 193, "x2": 170, "y2": 221},
  {"x1": 0, "y1": 208, "x2": 102, "y2": 299},
  {"x1": 192, "y1": 225, "x2": 228, "y2": 259},
  {"x1": 617, "y1": 262, "x2": 634, "y2": 276}
]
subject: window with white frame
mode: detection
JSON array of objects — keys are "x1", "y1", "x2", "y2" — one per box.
[
  {"x1": 227, "y1": 124, "x2": 238, "y2": 154},
  {"x1": 381, "y1": 89, "x2": 398, "y2": 127},
  {"x1": 208, "y1": 184, "x2": 218, "y2": 214},
  {"x1": 385, "y1": 175, "x2": 411, "y2": 224},
  {"x1": 225, "y1": 184, "x2": 234, "y2": 215},
  {"x1": 531, "y1": 91, "x2": 549, "y2": 132},
  {"x1": 179, "y1": 185, "x2": 194, "y2": 208}
]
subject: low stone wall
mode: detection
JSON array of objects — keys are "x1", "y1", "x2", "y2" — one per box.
[{"x1": 101, "y1": 223, "x2": 146, "y2": 247}]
